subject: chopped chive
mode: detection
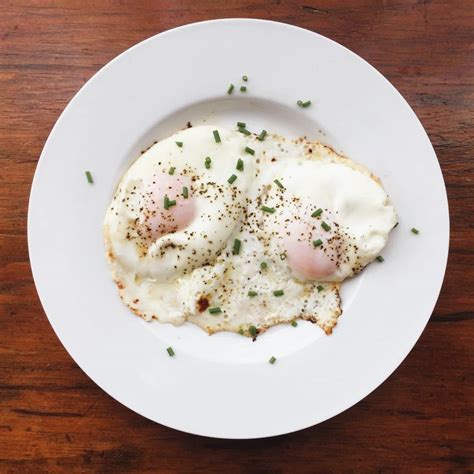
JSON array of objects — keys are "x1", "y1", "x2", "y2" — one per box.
[
  {"x1": 274, "y1": 179, "x2": 284, "y2": 189},
  {"x1": 227, "y1": 83, "x2": 234, "y2": 94},
  {"x1": 257, "y1": 129, "x2": 267, "y2": 141},
  {"x1": 269, "y1": 356, "x2": 276, "y2": 365},
  {"x1": 260, "y1": 261, "x2": 267, "y2": 270},
  {"x1": 411, "y1": 227, "x2": 420, "y2": 235},
  {"x1": 175, "y1": 141, "x2": 183, "y2": 147},
  {"x1": 238, "y1": 328, "x2": 244, "y2": 335},
  {"x1": 249, "y1": 326, "x2": 257, "y2": 337},
  {"x1": 166, "y1": 346, "x2": 175, "y2": 357},
  {"x1": 164, "y1": 196, "x2": 176, "y2": 210},
  {"x1": 248, "y1": 290, "x2": 258, "y2": 297},
  {"x1": 312, "y1": 208, "x2": 323, "y2": 218},
  {"x1": 298, "y1": 100, "x2": 311, "y2": 107},
  {"x1": 291, "y1": 321, "x2": 298, "y2": 327},
  {"x1": 273, "y1": 289, "x2": 284, "y2": 297},
  {"x1": 213, "y1": 130, "x2": 221, "y2": 143},
  {"x1": 237, "y1": 121, "x2": 246, "y2": 128},
  {"x1": 261, "y1": 206, "x2": 275, "y2": 213},
  {"x1": 376, "y1": 256, "x2": 384, "y2": 263},
  {"x1": 317, "y1": 285, "x2": 324, "y2": 292},
  {"x1": 85, "y1": 171, "x2": 93, "y2": 184},
  {"x1": 313, "y1": 239, "x2": 323, "y2": 247},
  {"x1": 208, "y1": 307, "x2": 222, "y2": 314},
  {"x1": 240, "y1": 86, "x2": 247, "y2": 92},
  {"x1": 168, "y1": 167, "x2": 176, "y2": 175},
  {"x1": 236, "y1": 158, "x2": 244, "y2": 171},
  {"x1": 205, "y1": 156, "x2": 211, "y2": 169},
  {"x1": 242, "y1": 75, "x2": 248, "y2": 82},
  {"x1": 182, "y1": 186, "x2": 189, "y2": 199},
  {"x1": 238, "y1": 127, "x2": 251, "y2": 136},
  {"x1": 321, "y1": 221, "x2": 331, "y2": 232},
  {"x1": 232, "y1": 238, "x2": 241, "y2": 255},
  {"x1": 228, "y1": 174, "x2": 237, "y2": 184},
  {"x1": 245, "y1": 146, "x2": 255, "y2": 155}
]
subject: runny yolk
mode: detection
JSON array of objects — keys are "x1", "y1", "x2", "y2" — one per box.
[
  {"x1": 142, "y1": 172, "x2": 195, "y2": 239},
  {"x1": 284, "y1": 221, "x2": 337, "y2": 280}
]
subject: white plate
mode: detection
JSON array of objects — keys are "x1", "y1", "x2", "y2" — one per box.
[{"x1": 28, "y1": 19, "x2": 449, "y2": 439}]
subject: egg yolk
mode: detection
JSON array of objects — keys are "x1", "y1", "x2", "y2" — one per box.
[
  {"x1": 284, "y1": 221, "x2": 337, "y2": 280},
  {"x1": 141, "y1": 173, "x2": 195, "y2": 239}
]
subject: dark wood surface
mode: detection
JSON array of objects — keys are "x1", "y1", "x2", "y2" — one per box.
[{"x1": 1, "y1": 1, "x2": 473, "y2": 471}]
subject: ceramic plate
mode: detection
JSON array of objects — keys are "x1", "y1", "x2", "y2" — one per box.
[{"x1": 28, "y1": 19, "x2": 449, "y2": 438}]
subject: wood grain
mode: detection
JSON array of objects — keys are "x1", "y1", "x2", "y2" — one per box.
[{"x1": 1, "y1": 0, "x2": 473, "y2": 471}]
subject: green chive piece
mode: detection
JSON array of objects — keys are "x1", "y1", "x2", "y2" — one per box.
[
  {"x1": 297, "y1": 100, "x2": 311, "y2": 107},
  {"x1": 208, "y1": 307, "x2": 222, "y2": 314},
  {"x1": 269, "y1": 356, "x2": 276, "y2": 364},
  {"x1": 312, "y1": 208, "x2": 323, "y2": 218},
  {"x1": 213, "y1": 130, "x2": 221, "y2": 143},
  {"x1": 260, "y1": 261, "x2": 267, "y2": 270},
  {"x1": 205, "y1": 156, "x2": 211, "y2": 169},
  {"x1": 236, "y1": 158, "x2": 244, "y2": 171},
  {"x1": 228, "y1": 174, "x2": 237, "y2": 184},
  {"x1": 175, "y1": 141, "x2": 183, "y2": 147},
  {"x1": 164, "y1": 196, "x2": 176, "y2": 210},
  {"x1": 248, "y1": 290, "x2": 258, "y2": 297},
  {"x1": 273, "y1": 289, "x2": 284, "y2": 297},
  {"x1": 227, "y1": 83, "x2": 234, "y2": 94},
  {"x1": 182, "y1": 186, "x2": 189, "y2": 199},
  {"x1": 376, "y1": 256, "x2": 384, "y2": 263},
  {"x1": 274, "y1": 179, "x2": 284, "y2": 189},
  {"x1": 257, "y1": 129, "x2": 267, "y2": 141},
  {"x1": 237, "y1": 121, "x2": 246, "y2": 128},
  {"x1": 166, "y1": 346, "x2": 175, "y2": 357},
  {"x1": 321, "y1": 221, "x2": 331, "y2": 232},
  {"x1": 240, "y1": 86, "x2": 247, "y2": 92},
  {"x1": 411, "y1": 227, "x2": 420, "y2": 235},
  {"x1": 168, "y1": 167, "x2": 176, "y2": 175},
  {"x1": 232, "y1": 238, "x2": 241, "y2": 255},
  {"x1": 238, "y1": 328, "x2": 244, "y2": 335},
  {"x1": 291, "y1": 321, "x2": 298, "y2": 327},
  {"x1": 317, "y1": 285, "x2": 324, "y2": 292},
  {"x1": 85, "y1": 171, "x2": 93, "y2": 184},
  {"x1": 238, "y1": 127, "x2": 251, "y2": 136},
  {"x1": 249, "y1": 326, "x2": 257, "y2": 337},
  {"x1": 245, "y1": 146, "x2": 255, "y2": 155},
  {"x1": 261, "y1": 206, "x2": 275, "y2": 213},
  {"x1": 313, "y1": 239, "x2": 323, "y2": 247},
  {"x1": 242, "y1": 75, "x2": 248, "y2": 82}
]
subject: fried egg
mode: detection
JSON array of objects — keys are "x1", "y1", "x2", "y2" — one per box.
[{"x1": 104, "y1": 125, "x2": 397, "y2": 336}]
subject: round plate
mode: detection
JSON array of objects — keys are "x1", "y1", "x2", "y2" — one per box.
[{"x1": 28, "y1": 19, "x2": 449, "y2": 439}]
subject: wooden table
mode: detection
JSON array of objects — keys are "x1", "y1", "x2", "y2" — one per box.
[{"x1": 1, "y1": 1, "x2": 472, "y2": 471}]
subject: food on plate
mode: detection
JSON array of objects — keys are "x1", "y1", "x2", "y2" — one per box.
[{"x1": 104, "y1": 125, "x2": 397, "y2": 337}]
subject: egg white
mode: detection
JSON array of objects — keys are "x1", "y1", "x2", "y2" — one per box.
[{"x1": 104, "y1": 126, "x2": 396, "y2": 335}]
